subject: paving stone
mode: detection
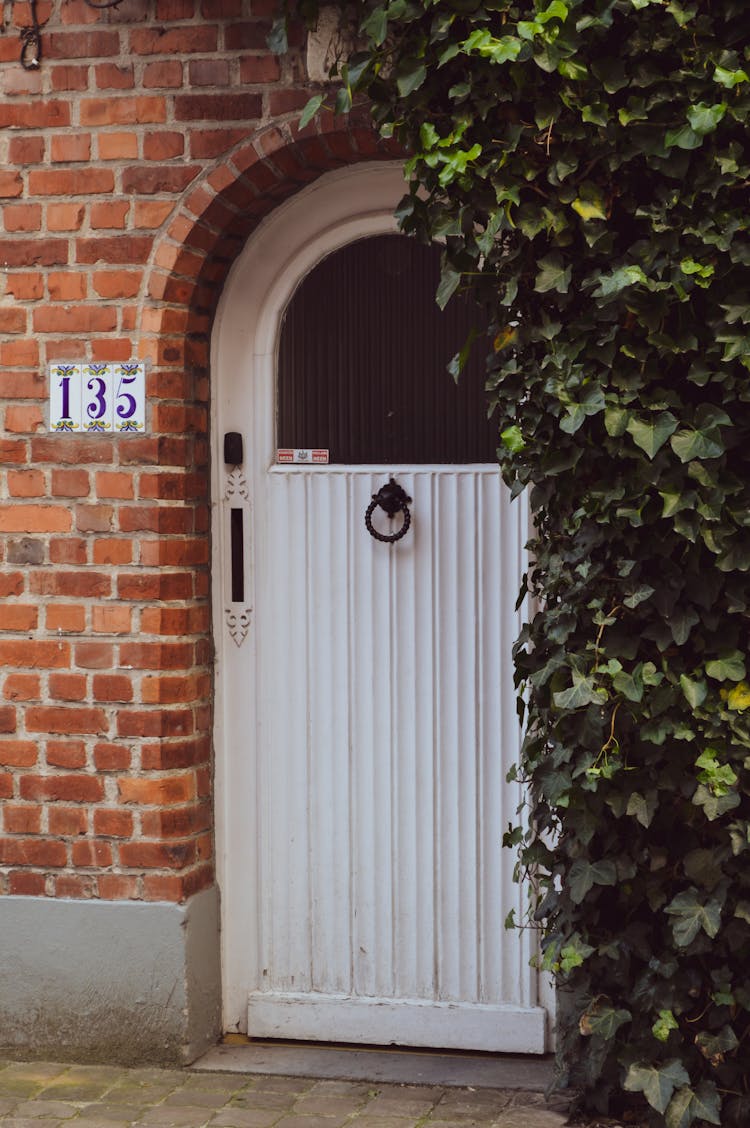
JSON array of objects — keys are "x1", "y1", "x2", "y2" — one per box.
[
  {"x1": 359, "y1": 1099, "x2": 435, "y2": 1119},
  {"x1": 225, "y1": 1094, "x2": 295, "y2": 1112},
  {"x1": 291, "y1": 1096, "x2": 368, "y2": 1116},
  {"x1": 306, "y1": 1084, "x2": 373, "y2": 1099},
  {"x1": 9, "y1": 1101, "x2": 80, "y2": 1119},
  {"x1": 0, "y1": 1119, "x2": 65, "y2": 1128},
  {"x1": 493, "y1": 1109, "x2": 567, "y2": 1128},
  {"x1": 347, "y1": 1118, "x2": 418, "y2": 1128},
  {"x1": 208, "y1": 1111, "x2": 283, "y2": 1128},
  {"x1": 367, "y1": 1089, "x2": 439, "y2": 1102},
  {"x1": 135, "y1": 1107, "x2": 215, "y2": 1127},
  {"x1": 70, "y1": 1119, "x2": 135, "y2": 1128},
  {"x1": 164, "y1": 1093, "x2": 232, "y2": 1109},
  {"x1": 271, "y1": 1117, "x2": 353, "y2": 1128},
  {"x1": 247, "y1": 1080, "x2": 313, "y2": 1096},
  {"x1": 78, "y1": 1103, "x2": 148, "y2": 1121}
]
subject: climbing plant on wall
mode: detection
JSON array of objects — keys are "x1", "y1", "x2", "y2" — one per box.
[{"x1": 275, "y1": 1, "x2": 750, "y2": 1123}]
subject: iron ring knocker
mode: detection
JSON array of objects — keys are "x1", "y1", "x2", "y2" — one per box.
[{"x1": 365, "y1": 478, "x2": 412, "y2": 544}]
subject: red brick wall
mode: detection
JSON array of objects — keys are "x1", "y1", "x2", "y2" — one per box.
[{"x1": 0, "y1": 0, "x2": 394, "y2": 902}]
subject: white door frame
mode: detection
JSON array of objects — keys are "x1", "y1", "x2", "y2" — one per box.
[{"x1": 210, "y1": 162, "x2": 551, "y2": 1044}]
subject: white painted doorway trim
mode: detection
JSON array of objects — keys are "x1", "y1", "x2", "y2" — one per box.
[{"x1": 210, "y1": 162, "x2": 551, "y2": 1047}]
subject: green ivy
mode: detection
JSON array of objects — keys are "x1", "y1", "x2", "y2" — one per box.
[{"x1": 275, "y1": 1, "x2": 750, "y2": 1122}]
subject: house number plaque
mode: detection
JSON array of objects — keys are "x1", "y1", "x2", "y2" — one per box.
[{"x1": 48, "y1": 362, "x2": 146, "y2": 433}]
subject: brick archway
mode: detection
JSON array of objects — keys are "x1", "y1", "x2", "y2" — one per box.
[{"x1": 138, "y1": 114, "x2": 401, "y2": 370}]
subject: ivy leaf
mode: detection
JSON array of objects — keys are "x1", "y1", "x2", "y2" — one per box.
[
  {"x1": 665, "y1": 1082, "x2": 722, "y2": 1128},
  {"x1": 626, "y1": 412, "x2": 678, "y2": 458},
  {"x1": 568, "y1": 858, "x2": 618, "y2": 904},
  {"x1": 664, "y1": 889, "x2": 722, "y2": 946},
  {"x1": 299, "y1": 93, "x2": 325, "y2": 129},
  {"x1": 624, "y1": 1060, "x2": 690, "y2": 1114},
  {"x1": 627, "y1": 790, "x2": 657, "y2": 827},
  {"x1": 670, "y1": 428, "x2": 724, "y2": 462},
  {"x1": 705, "y1": 653, "x2": 746, "y2": 682},
  {"x1": 553, "y1": 671, "x2": 606, "y2": 709},
  {"x1": 436, "y1": 265, "x2": 461, "y2": 310},
  {"x1": 680, "y1": 675, "x2": 707, "y2": 709},
  {"x1": 652, "y1": 1009, "x2": 679, "y2": 1042},
  {"x1": 695, "y1": 1025, "x2": 739, "y2": 1066},
  {"x1": 579, "y1": 999, "x2": 631, "y2": 1039},
  {"x1": 713, "y1": 64, "x2": 749, "y2": 88},
  {"x1": 686, "y1": 101, "x2": 727, "y2": 136},
  {"x1": 396, "y1": 61, "x2": 427, "y2": 97},
  {"x1": 593, "y1": 264, "x2": 646, "y2": 296},
  {"x1": 361, "y1": 5, "x2": 388, "y2": 46},
  {"x1": 501, "y1": 425, "x2": 526, "y2": 453},
  {"x1": 534, "y1": 254, "x2": 571, "y2": 293}
]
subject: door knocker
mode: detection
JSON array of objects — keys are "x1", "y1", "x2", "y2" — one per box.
[{"x1": 365, "y1": 478, "x2": 412, "y2": 543}]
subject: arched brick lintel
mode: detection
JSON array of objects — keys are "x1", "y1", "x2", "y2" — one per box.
[{"x1": 138, "y1": 112, "x2": 404, "y2": 369}]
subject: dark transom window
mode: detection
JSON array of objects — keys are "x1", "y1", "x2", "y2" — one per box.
[{"x1": 277, "y1": 234, "x2": 498, "y2": 464}]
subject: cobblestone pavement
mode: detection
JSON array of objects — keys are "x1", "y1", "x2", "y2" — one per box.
[{"x1": 0, "y1": 1061, "x2": 569, "y2": 1128}]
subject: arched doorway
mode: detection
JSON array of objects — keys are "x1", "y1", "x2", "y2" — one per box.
[{"x1": 212, "y1": 162, "x2": 547, "y2": 1052}]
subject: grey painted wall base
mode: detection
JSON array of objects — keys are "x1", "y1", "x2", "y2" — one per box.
[{"x1": 0, "y1": 885, "x2": 221, "y2": 1066}]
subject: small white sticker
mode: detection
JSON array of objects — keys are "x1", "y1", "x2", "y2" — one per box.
[
  {"x1": 48, "y1": 362, "x2": 146, "y2": 433},
  {"x1": 277, "y1": 448, "x2": 329, "y2": 464}
]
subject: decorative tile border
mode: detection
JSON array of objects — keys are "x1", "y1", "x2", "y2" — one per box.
[{"x1": 48, "y1": 362, "x2": 146, "y2": 433}]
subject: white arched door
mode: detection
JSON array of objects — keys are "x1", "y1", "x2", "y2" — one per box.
[{"x1": 212, "y1": 163, "x2": 547, "y2": 1053}]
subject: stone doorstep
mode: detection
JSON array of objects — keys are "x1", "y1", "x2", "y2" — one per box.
[{"x1": 193, "y1": 1044, "x2": 557, "y2": 1093}]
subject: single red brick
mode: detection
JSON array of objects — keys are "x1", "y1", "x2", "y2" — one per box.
[
  {"x1": 97, "y1": 873, "x2": 139, "y2": 899},
  {"x1": 0, "y1": 503, "x2": 69, "y2": 532},
  {"x1": 3, "y1": 204, "x2": 42, "y2": 232},
  {"x1": 9, "y1": 871, "x2": 47, "y2": 895},
  {"x1": 92, "y1": 674, "x2": 133, "y2": 703},
  {"x1": 94, "y1": 809, "x2": 133, "y2": 837},
  {"x1": 142, "y1": 60, "x2": 184, "y2": 88},
  {"x1": 25, "y1": 706, "x2": 108, "y2": 736},
  {"x1": 72, "y1": 839, "x2": 112, "y2": 867},
  {"x1": 45, "y1": 604, "x2": 86, "y2": 632},
  {"x1": 143, "y1": 132, "x2": 185, "y2": 161},
  {"x1": 20, "y1": 773, "x2": 104, "y2": 802},
  {"x1": 46, "y1": 739, "x2": 87, "y2": 768},
  {"x1": 90, "y1": 200, "x2": 130, "y2": 229},
  {"x1": 7, "y1": 469, "x2": 45, "y2": 497},
  {"x1": 3, "y1": 803, "x2": 42, "y2": 833},
  {"x1": 4, "y1": 675, "x2": 40, "y2": 702},
  {"x1": 91, "y1": 605, "x2": 131, "y2": 634},
  {"x1": 49, "y1": 806, "x2": 88, "y2": 835},
  {"x1": 9, "y1": 135, "x2": 45, "y2": 162},
  {"x1": 74, "y1": 642, "x2": 114, "y2": 669},
  {"x1": 28, "y1": 167, "x2": 113, "y2": 195},
  {"x1": 79, "y1": 96, "x2": 167, "y2": 126},
  {"x1": 47, "y1": 203, "x2": 86, "y2": 231},
  {"x1": 98, "y1": 132, "x2": 138, "y2": 160},
  {"x1": 0, "y1": 838, "x2": 67, "y2": 867},
  {"x1": 0, "y1": 606, "x2": 38, "y2": 632},
  {"x1": 0, "y1": 739, "x2": 36, "y2": 766},
  {"x1": 51, "y1": 133, "x2": 91, "y2": 163},
  {"x1": 49, "y1": 673, "x2": 88, "y2": 702},
  {"x1": 93, "y1": 741, "x2": 131, "y2": 771},
  {"x1": 119, "y1": 840, "x2": 196, "y2": 869},
  {"x1": 51, "y1": 64, "x2": 89, "y2": 91},
  {"x1": 130, "y1": 26, "x2": 217, "y2": 55},
  {"x1": 95, "y1": 63, "x2": 134, "y2": 89},
  {"x1": 93, "y1": 539, "x2": 133, "y2": 565},
  {"x1": 48, "y1": 271, "x2": 88, "y2": 301},
  {"x1": 55, "y1": 875, "x2": 95, "y2": 898}
]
